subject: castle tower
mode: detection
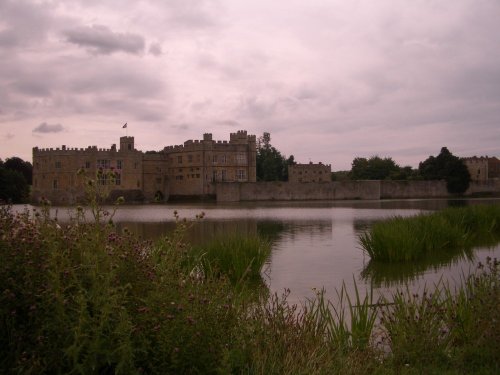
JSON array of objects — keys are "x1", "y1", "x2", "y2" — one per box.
[{"x1": 120, "y1": 136, "x2": 134, "y2": 152}]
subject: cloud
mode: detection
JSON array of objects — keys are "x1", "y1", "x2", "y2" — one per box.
[
  {"x1": 4, "y1": 133, "x2": 14, "y2": 140},
  {"x1": 0, "y1": 0, "x2": 53, "y2": 49},
  {"x1": 172, "y1": 123, "x2": 190, "y2": 131},
  {"x1": 149, "y1": 43, "x2": 162, "y2": 56},
  {"x1": 33, "y1": 122, "x2": 65, "y2": 134},
  {"x1": 215, "y1": 120, "x2": 240, "y2": 127},
  {"x1": 63, "y1": 24, "x2": 145, "y2": 55}
]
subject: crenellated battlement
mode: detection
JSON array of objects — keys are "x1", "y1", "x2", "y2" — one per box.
[
  {"x1": 33, "y1": 146, "x2": 100, "y2": 153},
  {"x1": 32, "y1": 130, "x2": 259, "y2": 204}
]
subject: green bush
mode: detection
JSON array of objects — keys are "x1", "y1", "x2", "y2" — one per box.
[{"x1": 0, "y1": 205, "x2": 238, "y2": 374}]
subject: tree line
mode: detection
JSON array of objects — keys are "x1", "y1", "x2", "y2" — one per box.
[
  {"x1": 332, "y1": 147, "x2": 471, "y2": 194},
  {"x1": 257, "y1": 133, "x2": 471, "y2": 195},
  {"x1": 0, "y1": 157, "x2": 32, "y2": 203}
]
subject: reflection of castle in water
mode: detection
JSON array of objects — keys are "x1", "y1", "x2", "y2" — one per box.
[{"x1": 115, "y1": 219, "x2": 287, "y2": 245}]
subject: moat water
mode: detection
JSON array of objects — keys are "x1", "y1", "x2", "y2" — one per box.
[{"x1": 16, "y1": 198, "x2": 500, "y2": 303}]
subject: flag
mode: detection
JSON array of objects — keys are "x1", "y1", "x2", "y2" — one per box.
[{"x1": 123, "y1": 123, "x2": 127, "y2": 128}]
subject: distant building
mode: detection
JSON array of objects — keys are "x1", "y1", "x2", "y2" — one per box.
[
  {"x1": 288, "y1": 162, "x2": 331, "y2": 183},
  {"x1": 32, "y1": 131, "x2": 257, "y2": 204},
  {"x1": 463, "y1": 156, "x2": 500, "y2": 182}
]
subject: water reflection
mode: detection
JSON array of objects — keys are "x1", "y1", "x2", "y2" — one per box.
[
  {"x1": 12, "y1": 198, "x2": 500, "y2": 303},
  {"x1": 115, "y1": 219, "x2": 287, "y2": 246},
  {"x1": 360, "y1": 251, "x2": 476, "y2": 287}
]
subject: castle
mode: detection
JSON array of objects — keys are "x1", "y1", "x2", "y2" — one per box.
[
  {"x1": 463, "y1": 156, "x2": 500, "y2": 182},
  {"x1": 288, "y1": 162, "x2": 331, "y2": 183},
  {"x1": 32, "y1": 131, "x2": 257, "y2": 204}
]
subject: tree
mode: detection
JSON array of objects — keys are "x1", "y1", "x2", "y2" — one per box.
[
  {"x1": 0, "y1": 168, "x2": 29, "y2": 203},
  {"x1": 350, "y1": 156, "x2": 400, "y2": 180},
  {"x1": 419, "y1": 147, "x2": 471, "y2": 194},
  {"x1": 256, "y1": 132, "x2": 294, "y2": 181},
  {"x1": 4, "y1": 157, "x2": 33, "y2": 185},
  {"x1": 331, "y1": 170, "x2": 351, "y2": 181}
]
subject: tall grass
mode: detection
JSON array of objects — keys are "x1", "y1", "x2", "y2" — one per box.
[
  {"x1": 190, "y1": 233, "x2": 271, "y2": 285},
  {"x1": 379, "y1": 258, "x2": 500, "y2": 373},
  {"x1": 360, "y1": 204, "x2": 500, "y2": 262}
]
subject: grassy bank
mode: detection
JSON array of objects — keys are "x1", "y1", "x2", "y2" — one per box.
[
  {"x1": 1, "y1": 204, "x2": 500, "y2": 374},
  {"x1": 359, "y1": 204, "x2": 500, "y2": 262}
]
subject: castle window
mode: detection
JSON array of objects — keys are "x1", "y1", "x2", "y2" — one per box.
[
  {"x1": 97, "y1": 159, "x2": 110, "y2": 169},
  {"x1": 178, "y1": 168, "x2": 182, "y2": 172},
  {"x1": 85, "y1": 161, "x2": 91, "y2": 169},
  {"x1": 176, "y1": 175, "x2": 183, "y2": 180},
  {"x1": 213, "y1": 155, "x2": 217, "y2": 164},
  {"x1": 196, "y1": 154, "x2": 201, "y2": 161},
  {"x1": 137, "y1": 180, "x2": 140, "y2": 188},
  {"x1": 196, "y1": 174, "x2": 200, "y2": 178},
  {"x1": 128, "y1": 144, "x2": 132, "y2": 150},
  {"x1": 236, "y1": 170, "x2": 246, "y2": 180},
  {"x1": 188, "y1": 154, "x2": 193, "y2": 163},
  {"x1": 212, "y1": 170, "x2": 217, "y2": 182},
  {"x1": 53, "y1": 179, "x2": 58, "y2": 189},
  {"x1": 117, "y1": 160, "x2": 123, "y2": 169},
  {"x1": 221, "y1": 155, "x2": 226, "y2": 164},
  {"x1": 237, "y1": 154, "x2": 247, "y2": 164},
  {"x1": 98, "y1": 173, "x2": 108, "y2": 185},
  {"x1": 178, "y1": 156, "x2": 182, "y2": 164},
  {"x1": 115, "y1": 173, "x2": 121, "y2": 185},
  {"x1": 134, "y1": 162, "x2": 138, "y2": 169},
  {"x1": 55, "y1": 161, "x2": 61, "y2": 168},
  {"x1": 221, "y1": 170, "x2": 227, "y2": 181},
  {"x1": 156, "y1": 177, "x2": 162, "y2": 184}
]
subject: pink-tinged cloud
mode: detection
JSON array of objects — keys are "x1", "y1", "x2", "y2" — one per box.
[{"x1": 0, "y1": 0, "x2": 499, "y2": 169}]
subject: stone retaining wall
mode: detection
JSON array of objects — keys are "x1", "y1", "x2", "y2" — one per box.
[{"x1": 216, "y1": 180, "x2": 500, "y2": 202}]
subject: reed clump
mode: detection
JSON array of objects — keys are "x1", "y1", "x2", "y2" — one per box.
[
  {"x1": 190, "y1": 234, "x2": 271, "y2": 285},
  {"x1": 359, "y1": 204, "x2": 500, "y2": 262}
]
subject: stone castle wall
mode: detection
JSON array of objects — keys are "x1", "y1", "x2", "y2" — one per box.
[
  {"x1": 216, "y1": 179, "x2": 500, "y2": 202},
  {"x1": 32, "y1": 131, "x2": 257, "y2": 204}
]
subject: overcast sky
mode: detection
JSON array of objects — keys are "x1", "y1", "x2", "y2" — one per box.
[{"x1": 1, "y1": 0, "x2": 499, "y2": 170}]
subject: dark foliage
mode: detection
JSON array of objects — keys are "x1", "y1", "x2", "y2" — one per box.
[
  {"x1": 419, "y1": 147, "x2": 471, "y2": 194},
  {"x1": 0, "y1": 168, "x2": 29, "y2": 203},
  {"x1": 256, "y1": 132, "x2": 295, "y2": 181},
  {"x1": 4, "y1": 157, "x2": 33, "y2": 185},
  {"x1": 350, "y1": 156, "x2": 400, "y2": 180}
]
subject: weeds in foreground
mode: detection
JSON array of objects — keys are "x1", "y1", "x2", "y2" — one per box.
[
  {"x1": 2, "y1": 186, "x2": 500, "y2": 373},
  {"x1": 379, "y1": 258, "x2": 500, "y2": 373}
]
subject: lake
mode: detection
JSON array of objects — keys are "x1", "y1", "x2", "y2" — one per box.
[{"x1": 15, "y1": 198, "x2": 500, "y2": 304}]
